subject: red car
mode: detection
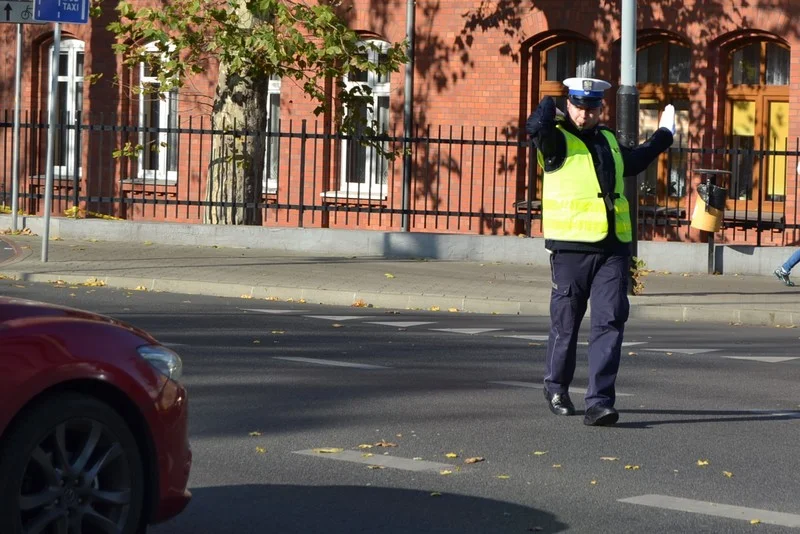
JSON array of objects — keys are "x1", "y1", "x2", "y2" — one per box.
[{"x1": 0, "y1": 296, "x2": 191, "y2": 533}]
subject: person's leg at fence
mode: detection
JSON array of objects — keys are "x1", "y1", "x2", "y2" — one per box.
[{"x1": 774, "y1": 248, "x2": 800, "y2": 287}]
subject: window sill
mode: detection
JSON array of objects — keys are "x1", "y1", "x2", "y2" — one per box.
[
  {"x1": 120, "y1": 179, "x2": 178, "y2": 188},
  {"x1": 321, "y1": 191, "x2": 387, "y2": 201}
]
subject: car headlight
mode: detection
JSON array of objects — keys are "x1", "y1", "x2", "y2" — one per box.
[{"x1": 138, "y1": 345, "x2": 183, "y2": 381}]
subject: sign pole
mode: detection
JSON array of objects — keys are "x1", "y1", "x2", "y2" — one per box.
[
  {"x1": 41, "y1": 22, "x2": 60, "y2": 262},
  {"x1": 11, "y1": 23, "x2": 22, "y2": 232}
]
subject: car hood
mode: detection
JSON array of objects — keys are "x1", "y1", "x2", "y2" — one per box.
[{"x1": 0, "y1": 297, "x2": 156, "y2": 342}]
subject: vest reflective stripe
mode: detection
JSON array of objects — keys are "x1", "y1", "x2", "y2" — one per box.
[{"x1": 540, "y1": 126, "x2": 631, "y2": 243}]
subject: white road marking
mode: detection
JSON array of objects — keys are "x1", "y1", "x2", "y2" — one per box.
[
  {"x1": 724, "y1": 356, "x2": 799, "y2": 363},
  {"x1": 293, "y1": 450, "x2": 453, "y2": 472},
  {"x1": 488, "y1": 381, "x2": 633, "y2": 396},
  {"x1": 305, "y1": 315, "x2": 371, "y2": 321},
  {"x1": 273, "y1": 357, "x2": 389, "y2": 369},
  {"x1": 619, "y1": 494, "x2": 800, "y2": 528},
  {"x1": 430, "y1": 328, "x2": 503, "y2": 335},
  {"x1": 579, "y1": 341, "x2": 647, "y2": 347},
  {"x1": 746, "y1": 409, "x2": 800, "y2": 419},
  {"x1": 366, "y1": 321, "x2": 437, "y2": 328},
  {"x1": 500, "y1": 334, "x2": 549, "y2": 341},
  {"x1": 242, "y1": 308, "x2": 306, "y2": 314},
  {"x1": 646, "y1": 348, "x2": 720, "y2": 355}
]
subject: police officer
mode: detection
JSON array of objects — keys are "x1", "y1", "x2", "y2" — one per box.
[{"x1": 526, "y1": 77, "x2": 675, "y2": 426}]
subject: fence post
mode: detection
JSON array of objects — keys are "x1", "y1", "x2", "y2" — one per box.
[
  {"x1": 298, "y1": 120, "x2": 307, "y2": 228},
  {"x1": 73, "y1": 110, "x2": 82, "y2": 210}
]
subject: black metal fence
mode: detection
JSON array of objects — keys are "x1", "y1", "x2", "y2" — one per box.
[{"x1": 1, "y1": 111, "x2": 798, "y2": 245}]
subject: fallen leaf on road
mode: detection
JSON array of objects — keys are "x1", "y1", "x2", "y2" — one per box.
[
  {"x1": 357, "y1": 444, "x2": 373, "y2": 449},
  {"x1": 82, "y1": 278, "x2": 106, "y2": 287},
  {"x1": 600, "y1": 457, "x2": 619, "y2": 461},
  {"x1": 248, "y1": 431, "x2": 262, "y2": 437},
  {"x1": 464, "y1": 457, "x2": 485, "y2": 464},
  {"x1": 361, "y1": 453, "x2": 373, "y2": 458},
  {"x1": 265, "y1": 296, "x2": 280, "y2": 301},
  {"x1": 332, "y1": 323, "x2": 343, "y2": 328},
  {"x1": 312, "y1": 448, "x2": 343, "y2": 454},
  {"x1": 430, "y1": 492, "x2": 441, "y2": 497},
  {"x1": 133, "y1": 286, "x2": 147, "y2": 291},
  {"x1": 375, "y1": 440, "x2": 397, "y2": 448},
  {"x1": 624, "y1": 465, "x2": 640, "y2": 470},
  {"x1": 552, "y1": 464, "x2": 562, "y2": 468},
  {"x1": 445, "y1": 453, "x2": 458, "y2": 459},
  {"x1": 496, "y1": 474, "x2": 510, "y2": 479},
  {"x1": 430, "y1": 306, "x2": 440, "y2": 312},
  {"x1": 352, "y1": 299, "x2": 368, "y2": 307},
  {"x1": 384, "y1": 273, "x2": 395, "y2": 278},
  {"x1": 697, "y1": 459, "x2": 710, "y2": 466},
  {"x1": 590, "y1": 480, "x2": 597, "y2": 485},
  {"x1": 448, "y1": 307, "x2": 459, "y2": 312},
  {"x1": 439, "y1": 470, "x2": 453, "y2": 476},
  {"x1": 723, "y1": 471, "x2": 734, "y2": 478},
  {"x1": 255, "y1": 447, "x2": 266, "y2": 454},
  {"x1": 750, "y1": 519, "x2": 760, "y2": 525},
  {"x1": 413, "y1": 457, "x2": 423, "y2": 461},
  {"x1": 240, "y1": 294, "x2": 253, "y2": 299},
  {"x1": 532, "y1": 451, "x2": 548, "y2": 456}
]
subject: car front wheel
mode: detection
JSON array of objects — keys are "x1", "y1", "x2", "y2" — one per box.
[{"x1": 0, "y1": 392, "x2": 145, "y2": 534}]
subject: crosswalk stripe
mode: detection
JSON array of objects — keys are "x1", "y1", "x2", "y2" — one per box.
[
  {"x1": 500, "y1": 334, "x2": 548, "y2": 341},
  {"x1": 724, "y1": 356, "x2": 799, "y2": 363},
  {"x1": 430, "y1": 328, "x2": 503, "y2": 335},
  {"x1": 646, "y1": 348, "x2": 720, "y2": 355},
  {"x1": 579, "y1": 341, "x2": 647, "y2": 347},
  {"x1": 273, "y1": 357, "x2": 389, "y2": 369},
  {"x1": 305, "y1": 315, "x2": 371, "y2": 321},
  {"x1": 242, "y1": 308, "x2": 306, "y2": 314},
  {"x1": 488, "y1": 381, "x2": 633, "y2": 396},
  {"x1": 366, "y1": 321, "x2": 437, "y2": 328},
  {"x1": 293, "y1": 450, "x2": 453, "y2": 472},
  {"x1": 619, "y1": 494, "x2": 800, "y2": 527}
]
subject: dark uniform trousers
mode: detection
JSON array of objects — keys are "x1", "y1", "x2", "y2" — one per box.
[{"x1": 544, "y1": 251, "x2": 630, "y2": 409}]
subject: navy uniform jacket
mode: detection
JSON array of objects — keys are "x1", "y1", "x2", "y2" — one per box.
[{"x1": 526, "y1": 96, "x2": 674, "y2": 255}]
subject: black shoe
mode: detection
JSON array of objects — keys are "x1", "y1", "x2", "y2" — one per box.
[
  {"x1": 774, "y1": 268, "x2": 795, "y2": 287},
  {"x1": 583, "y1": 405, "x2": 619, "y2": 426},
  {"x1": 544, "y1": 389, "x2": 575, "y2": 416}
]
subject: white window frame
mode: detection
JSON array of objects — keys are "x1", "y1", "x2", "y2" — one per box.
[
  {"x1": 263, "y1": 75, "x2": 281, "y2": 194},
  {"x1": 49, "y1": 39, "x2": 84, "y2": 178},
  {"x1": 336, "y1": 39, "x2": 390, "y2": 198},
  {"x1": 138, "y1": 42, "x2": 179, "y2": 183}
]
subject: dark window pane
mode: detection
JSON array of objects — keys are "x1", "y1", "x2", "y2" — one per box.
[
  {"x1": 637, "y1": 42, "x2": 663, "y2": 84},
  {"x1": 167, "y1": 90, "x2": 178, "y2": 172},
  {"x1": 731, "y1": 43, "x2": 759, "y2": 85},
  {"x1": 545, "y1": 45, "x2": 566, "y2": 81},
  {"x1": 668, "y1": 44, "x2": 690, "y2": 83},
  {"x1": 58, "y1": 52, "x2": 69, "y2": 77},
  {"x1": 575, "y1": 41, "x2": 595, "y2": 77},
  {"x1": 766, "y1": 43, "x2": 789, "y2": 86},
  {"x1": 76, "y1": 52, "x2": 84, "y2": 74}
]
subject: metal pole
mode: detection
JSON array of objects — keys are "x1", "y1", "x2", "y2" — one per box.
[
  {"x1": 617, "y1": 0, "x2": 639, "y2": 294},
  {"x1": 11, "y1": 23, "x2": 23, "y2": 232},
  {"x1": 41, "y1": 23, "x2": 60, "y2": 262},
  {"x1": 401, "y1": 0, "x2": 415, "y2": 231}
]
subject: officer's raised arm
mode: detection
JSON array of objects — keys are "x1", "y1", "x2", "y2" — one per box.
[{"x1": 526, "y1": 96, "x2": 566, "y2": 168}]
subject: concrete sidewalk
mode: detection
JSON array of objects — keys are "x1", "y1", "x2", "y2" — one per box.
[{"x1": 2, "y1": 234, "x2": 800, "y2": 327}]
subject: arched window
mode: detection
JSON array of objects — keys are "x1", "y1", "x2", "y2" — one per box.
[
  {"x1": 725, "y1": 39, "x2": 789, "y2": 210},
  {"x1": 138, "y1": 42, "x2": 179, "y2": 182},
  {"x1": 339, "y1": 39, "x2": 390, "y2": 197},
  {"x1": 636, "y1": 39, "x2": 691, "y2": 202},
  {"x1": 49, "y1": 38, "x2": 84, "y2": 178}
]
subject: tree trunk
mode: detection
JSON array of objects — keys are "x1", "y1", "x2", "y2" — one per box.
[{"x1": 204, "y1": 10, "x2": 267, "y2": 224}]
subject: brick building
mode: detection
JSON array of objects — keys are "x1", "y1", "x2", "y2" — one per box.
[{"x1": 1, "y1": 1, "x2": 799, "y2": 245}]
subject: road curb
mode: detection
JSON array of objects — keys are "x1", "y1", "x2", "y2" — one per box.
[{"x1": 2, "y1": 267, "x2": 798, "y2": 327}]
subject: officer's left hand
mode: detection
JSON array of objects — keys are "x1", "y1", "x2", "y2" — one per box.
[{"x1": 659, "y1": 104, "x2": 676, "y2": 135}]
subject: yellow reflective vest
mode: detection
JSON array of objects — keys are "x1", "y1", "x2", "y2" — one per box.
[{"x1": 539, "y1": 126, "x2": 632, "y2": 243}]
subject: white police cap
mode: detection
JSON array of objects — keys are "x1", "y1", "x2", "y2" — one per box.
[{"x1": 563, "y1": 77, "x2": 611, "y2": 108}]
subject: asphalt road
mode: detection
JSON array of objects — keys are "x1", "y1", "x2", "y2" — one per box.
[{"x1": 2, "y1": 279, "x2": 799, "y2": 533}]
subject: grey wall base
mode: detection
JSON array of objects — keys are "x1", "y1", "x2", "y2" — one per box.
[{"x1": 0, "y1": 214, "x2": 789, "y2": 275}]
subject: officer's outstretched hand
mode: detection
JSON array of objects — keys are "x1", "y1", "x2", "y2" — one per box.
[
  {"x1": 659, "y1": 104, "x2": 676, "y2": 135},
  {"x1": 526, "y1": 96, "x2": 557, "y2": 138}
]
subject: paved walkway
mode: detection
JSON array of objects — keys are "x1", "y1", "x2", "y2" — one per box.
[{"x1": 2, "y1": 234, "x2": 799, "y2": 327}]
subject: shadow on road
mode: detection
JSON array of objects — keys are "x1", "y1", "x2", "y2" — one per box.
[{"x1": 149, "y1": 483, "x2": 568, "y2": 533}]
